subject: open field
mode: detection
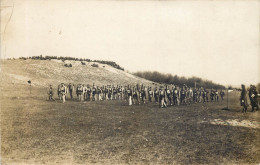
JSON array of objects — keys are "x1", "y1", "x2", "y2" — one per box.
[
  {"x1": 1, "y1": 59, "x2": 259, "y2": 164},
  {"x1": 1, "y1": 84, "x2": 260, "y2": 165}
]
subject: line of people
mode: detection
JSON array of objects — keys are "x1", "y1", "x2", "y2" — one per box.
[{"x1": 48, "y1": 83, "x2": 225, "y2": 108}]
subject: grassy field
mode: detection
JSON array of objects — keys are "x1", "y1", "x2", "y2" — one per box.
[{"x1": 1, "y1": 84, "x2": 260, "y2": 165}]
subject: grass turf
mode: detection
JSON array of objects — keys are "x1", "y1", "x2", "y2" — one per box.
[{"x1": 1, "y1": 87, "x2": 260, "y2": 164}]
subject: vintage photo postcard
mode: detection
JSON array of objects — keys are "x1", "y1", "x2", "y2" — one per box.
[{"x1": 1, "y1": 0, "x2": 259, "y2": 164}]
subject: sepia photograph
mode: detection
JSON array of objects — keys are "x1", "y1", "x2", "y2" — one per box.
[{"x1": 1, "y1": 0, "x2": 260, "y2": 164}]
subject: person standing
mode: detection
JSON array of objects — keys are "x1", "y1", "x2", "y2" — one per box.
[
  {"x1": 180, "y1": 87, "x2": 186, "y2": 105},
  {"x1": 57, "y1": 84, "x2": 61, "y2": 100},
  {"x1": 76, "y1": 84, "x2": 84, "y2": 101},
  {"x1": 148, "y1": 87, "x2": 153, "y2": 102},
  {"x1": 118, "y1": 86, "x2": 122, "y2": 100},
  {"x1": 240, "y1": 84, "x2": 248, "y2": 113},
  {"x1": 92, "y1": 85, "x2": 97, "y2": 101},
  {"x1": 132, "y1": 87, "x2": 138, "y2": 104},
  {"x1": 205, "y1": 89, "x2": 209, "y2": 102},
  {"x1": 166, "y1": 86, "x2": 172, "y2": 106},
  {"x1": 172, "y1": 87, "x2": 177, "y2": 105},
  {"x1": 48, "y1": 85, "x2": 55, "y2": 101},
  {"x1": 142, "y1": 87, "x2": 146, "y2": 103},
  {"x1": 199, "y1": 88, "x2": 203, "y2": 103},
  {"x1": 159, "y1": 87, "x2": 167, "y2": 108},
  {"x1": 113, "y1": 85, "x2": 117, "y2": 100},
  {"x1": 127, "y1": 86, "x2": 133, "y2": 106},
  {"x1": 86, "y1": 84, "x2": 92, "y2": 101},
  {"x1": 249, "y1": 85, "x2": 259, "y2": 112},
  {"x1": 186, "y1": 87, "x2": 193, "y2": 104},
  {"x1": 193, "y1": 88, "x2": 197, "y2": 103},
  {"x1": 202, "y1": 89, "x2": 206, "y2": 103},
  {"x1": 97, "y1": 86, "x2": 102, "y2": 101},
  {"x1": 210, "y1": 88, "x2": 215, "y2": 102},
  {"x1": 60, "y1": 83, "x2": 67, "y2": 103},
  {"x1": 104, "y1": 86, "x2": 108, "y2": 100},
  {"x1": 108, "y1": 85, "x2": 113, "y2": 100},
  {"x1": 68, "y1": 83, "x2": 74, "y2": 99},
  {"x1": 215, "y1": 90, "x2": 219, "y2": 101},
  {"x1": 139, "y1": 87, "x2": 146, "y2": 104},
  {"x1": 154, "y1": 87, "x2": 159, "y2": 103},
  {"x1": 83, "y1": 85, "x2": 87, "y2": 101},
  {"x1": 220, "y1": 90, "x2": 225, "y2": 100}
]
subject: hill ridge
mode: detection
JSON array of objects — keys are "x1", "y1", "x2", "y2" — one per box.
[{"x1": 0, "y1": 59, "x2": 154, "y2": 87}]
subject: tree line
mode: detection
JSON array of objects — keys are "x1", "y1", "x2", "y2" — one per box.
[
  {"x1": 16, "y1": 55, "x2": 124, "y2": 71},
  {"x1": 133, "y1": 71, "x2": 225, "y2": 89}
]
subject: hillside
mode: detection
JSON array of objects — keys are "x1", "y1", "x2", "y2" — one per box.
[{"x1": 0, "y1": 59, "x2": 154, "y2": 88}]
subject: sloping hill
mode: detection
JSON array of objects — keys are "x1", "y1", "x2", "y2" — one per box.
[{"x1": 0, "y1": 59, "x2": 154, "y2": 87}]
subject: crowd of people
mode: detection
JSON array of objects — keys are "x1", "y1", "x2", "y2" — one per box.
[
  {"x1": 48, "y1": 83, "x2": 225, "y2": 108},
  {"x1": 240, "y1": 84, "x2": 259, "y2": 112}
]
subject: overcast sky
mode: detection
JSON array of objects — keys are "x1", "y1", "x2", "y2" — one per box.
[{"x1": 1, "y1": 0, "x2": 259, "y2": 86}]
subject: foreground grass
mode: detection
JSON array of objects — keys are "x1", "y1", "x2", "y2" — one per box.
[{"x1": 1, "y1": 86, "x2": 260, "y2": 164}]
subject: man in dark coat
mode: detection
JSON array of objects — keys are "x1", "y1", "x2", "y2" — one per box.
[
  {"x1": 240, "y1": 84, "x2": 248, "y2": 113},
  {"x1": 249, "y1": 85, "x2": 259, "y2": 112}
]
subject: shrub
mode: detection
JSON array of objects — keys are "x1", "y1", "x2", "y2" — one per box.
[
  {"x1": 64, "y1": 64, "x2": 72, "y2": 67},
  {"x1": 91, "y1": 64, "x2": 99, "y2": 67}
]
